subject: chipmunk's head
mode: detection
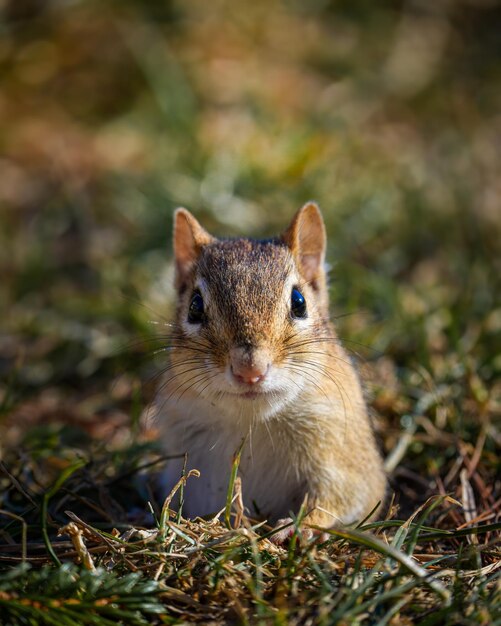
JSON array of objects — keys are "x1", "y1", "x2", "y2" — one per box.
[{"x1": 169, "y1": 203, "x2": 331, "y2": 420}]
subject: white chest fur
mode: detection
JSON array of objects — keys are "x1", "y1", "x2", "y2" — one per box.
[
  {"x1": 157, "y1": 389, "x2": 354, "y2": 523},
  {"x1": 159, "y1": 402, "x2": 307, "y2": 521}
]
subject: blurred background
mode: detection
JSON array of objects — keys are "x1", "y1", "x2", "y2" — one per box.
[{"x1": 0, "y1": 0, "x2": 499, "y2": 494}]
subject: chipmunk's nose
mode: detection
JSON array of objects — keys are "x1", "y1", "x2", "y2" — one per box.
[
  {"x1": 231, "y1": 363, "x2": 269, "y2": 385},
  {"x1": 230, "y1": 347, "x2": 270, "y2": 386}
]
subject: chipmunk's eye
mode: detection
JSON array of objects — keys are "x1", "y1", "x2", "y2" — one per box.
[
  {"x1": 188, "y1": 291, "x2": 205, "y2": 324},
  {"x1": 291, "y1": 288, "x2": 307, "y2": 319}
]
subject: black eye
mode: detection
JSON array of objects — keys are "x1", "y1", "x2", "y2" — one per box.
[
  {"x1": 188, "y1": 292, "x2": 205, "y2": 324},
  {"x1": 291, "y1": 288, "x2": 307, "y2": 319}
]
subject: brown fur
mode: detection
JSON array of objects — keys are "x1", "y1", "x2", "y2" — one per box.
[{"x1": 154, "y1": 203, "x2": 387, "y2": 529}]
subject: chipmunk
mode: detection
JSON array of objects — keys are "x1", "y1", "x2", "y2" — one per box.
[{"x1": 154, "y1": 203, "x2": 386, "y2": 534}]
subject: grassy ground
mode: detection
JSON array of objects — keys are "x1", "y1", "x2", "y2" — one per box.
[{"x1": 0, "y1": 0, "x2": 500, "y2": 624}]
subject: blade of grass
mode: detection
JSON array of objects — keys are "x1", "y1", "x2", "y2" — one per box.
[
  {"x1": 175, "y1": 453, "x2": 188, "y2": 525},
  {"x1": 225, "y1": 437, "x2": 246, "y2": 530},
  {"x1": 314, "y1": 526, "x2": 452, "y2": 604},
  {"x1": 0, "y1": 510, "x2": 27, "y2": 562},
  {"x1": 41, "y1": 459, "x2": 86, "y2": 565},
  {"x1": 158, "y1": 468, "x2": 200, "y2": 538}
]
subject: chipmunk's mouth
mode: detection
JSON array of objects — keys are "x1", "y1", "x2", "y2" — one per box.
[
  {"x1": 226, "y1": 389, "x2": 272, "y2": 400},
  {"x1": 241, "y1": 390, "x2": 266, "y2": 399}
]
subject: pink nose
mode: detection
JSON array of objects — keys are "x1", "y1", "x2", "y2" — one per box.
[{"x1": 231, "y1": 363, "x2": 269, "y2": 385}]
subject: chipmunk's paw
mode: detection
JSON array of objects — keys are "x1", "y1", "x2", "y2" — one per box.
[
  {"x1": 269, "y1": 518, "x2": 329, "y2": 546},
  {"x1": 269, "y1": 518, "x2": 295, "y2": 545}
]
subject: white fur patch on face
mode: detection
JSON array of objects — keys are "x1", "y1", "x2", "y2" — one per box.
[
  {"x1": 181, "y1": 319, "x2": 202, "y2": 337},
  {"x1": 196, "y1": 363, "x2": 306, "y2": 421}
]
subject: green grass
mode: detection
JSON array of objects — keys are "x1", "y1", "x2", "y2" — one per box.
[{"x1": 0, "y1": 0, "x2": 500, "y2": 624}]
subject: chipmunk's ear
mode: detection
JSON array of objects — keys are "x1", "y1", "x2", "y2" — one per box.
[
  {"x1": 282, "y1": 202, "x2": 326, "y2": 286},
  {"x1": 173, "y1": 208, "x2": 215, "y2": 289}
]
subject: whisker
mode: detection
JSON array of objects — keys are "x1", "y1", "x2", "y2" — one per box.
[
  {"x1": 295, "y1": 360, "x2": 351, "y2": 439},
  {"x1": 285, "y1": 354, "x2": 346, "y2": 378},
  {"x1": 263, "y1": 416, "x2": 275, "y2": 452},
  {"x1": 174, "y1": 371, "x2": 220, "y2": 405},
  {"x1": 330, "y1": 310, "x2": 361, "y2": 321},
  {"x1": 160, "y1": 354, "x2": 220, "y2": 402},
  {"x1": 283, "y1": 364, "x2": 330, "y2": 403},
  {"x1": 153, "y1": 364, "x2": 208, "y2": 399},
  {"x1": 152, "y1": 365, "x2": 213, "y2": 417},
  {"x1": 298, "y1": 360, "x2": 351, "y2": 406},
  {"x1": 195, "y1": 373, "x2": 221, "y2": 399},
  {"x1": 284, "y1": 338, "x2": 356, "y2": 368},
  {"x1": 144, "y1": 358, "x2": 208, "y2": 388},
  {"x1": 337, "y1": 337, "x2": 381, "y2": 355},
  {"x1": 147, "y1": 320, "x2": 176, "y2": 328},
  {"x1": 118, "y1": 293, "x2": 171, "y2": 324}
]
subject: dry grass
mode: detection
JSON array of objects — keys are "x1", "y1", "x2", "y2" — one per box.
[{"x1": 0, "y1": 391, "x2": 499, "y2": 624}]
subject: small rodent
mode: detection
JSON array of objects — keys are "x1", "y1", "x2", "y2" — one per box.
[{"x1": 155, "y1": 203, "x2": 386, "y2": 532}]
